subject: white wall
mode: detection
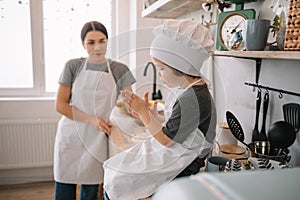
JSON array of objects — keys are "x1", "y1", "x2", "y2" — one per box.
[{"x1": 0, "y1": 98, "x2": 59, "y2": 120}]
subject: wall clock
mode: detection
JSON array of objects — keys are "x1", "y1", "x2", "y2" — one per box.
[{"x1": 216, "y1": 1, "x2": 256, "y2": 51}]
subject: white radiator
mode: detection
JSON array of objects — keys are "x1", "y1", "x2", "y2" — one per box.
[{"x1": 0, "y1": 118, "x2": 59, "y2": 169}]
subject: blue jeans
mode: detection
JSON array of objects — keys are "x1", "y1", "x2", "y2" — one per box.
[{"x1": 55, "y1": 181, "x2": 99, "y2": 200}]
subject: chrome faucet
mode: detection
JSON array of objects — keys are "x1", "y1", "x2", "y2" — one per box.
[{"x1": 143, "y1": 61, "x2": 162, "y2": 100}]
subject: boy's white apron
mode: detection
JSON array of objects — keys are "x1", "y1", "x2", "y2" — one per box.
[
  {"x1": 103, "y1": 81, "x2": 213, "y2": 200},
  {"x1": 54, "y1": 59, "x2": 117, "y2": 184}
]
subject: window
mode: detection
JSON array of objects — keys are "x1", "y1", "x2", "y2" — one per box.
[
  {"x1": 0, "y1": 0, "x2": 33, "y2": 89},
  {"x1": 0, "y1": 0, "x2": 112, "y2": 97}
]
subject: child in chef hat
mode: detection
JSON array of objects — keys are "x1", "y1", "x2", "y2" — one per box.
[{"x1": 103, "y1": 19, "x2": 216, "y2": 200}]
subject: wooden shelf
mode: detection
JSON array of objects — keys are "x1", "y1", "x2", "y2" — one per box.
[
  {"x1": 213, "y1": 51, "x2": 300, "y2": 60},
  {"x1": 142, "y1": 0, "x2": 205, "y2": 18}
]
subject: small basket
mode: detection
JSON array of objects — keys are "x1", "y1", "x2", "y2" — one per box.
[{"x1": 284, "y1": 0, "x2": 300, "y2": 50}]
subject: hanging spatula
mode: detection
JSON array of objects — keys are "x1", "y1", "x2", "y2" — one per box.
[
  {"x1": 252, "y1": 89, "x2": 262, "y2": 142},
  {"x1": 258, "y1": 92, "x2": 269, "y2": 141},
  {"x1": 283, "y1": 103, "x2": 300, "y2": 133},
  {"x1": 226, "y1": 111, "x2": 252, "y2": 151}
]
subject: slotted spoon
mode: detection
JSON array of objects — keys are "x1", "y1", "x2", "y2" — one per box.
[
  {"x1": 283, "y1": 103, "x2": 300, "y2": 133},
  {"x1": 226, "y1": 111, "x2": 252, "y2": 150}
]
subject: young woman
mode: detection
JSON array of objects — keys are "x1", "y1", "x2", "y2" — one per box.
[
  {"x1": 53, "y1": 21, "x2": 135, "y2": 200},
  {"x1": 103, "y1": 19, "x2": 216, "y2": 200}
]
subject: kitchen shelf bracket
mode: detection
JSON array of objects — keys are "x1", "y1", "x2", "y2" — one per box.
[
  {"x1": 239, "y1": 57, "x2": 262, "y2": 85},
  {"x1": 254, "y1": 58, "x2": 261, "y2": 85}
]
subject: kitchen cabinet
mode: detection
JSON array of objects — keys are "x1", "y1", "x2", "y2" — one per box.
[{"x1": 142, "y1": 0, "x2": 205, "y2": 18}]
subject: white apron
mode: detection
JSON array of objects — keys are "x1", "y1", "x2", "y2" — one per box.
[
  {"x1": 54, "y1": 59, "x2": 117, "y2": 184},
  {"x1": 103, "y1": 80, "x2": 213, "y2": 200}
]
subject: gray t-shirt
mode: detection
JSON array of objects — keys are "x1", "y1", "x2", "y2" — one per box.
[
  {"x1": 163, "y1": 84, "x2": 216, "y2": 143},
  {"x1": 58, "y1": 58, "x2": 136, "y2": 97},
  {"x1": 162, "y1": 84, "x2": 216, "y2": 177}
]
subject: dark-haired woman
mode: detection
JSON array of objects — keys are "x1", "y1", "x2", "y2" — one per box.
[{"x1": 53, "y1": 21, "x2": 135, "y2": 200}]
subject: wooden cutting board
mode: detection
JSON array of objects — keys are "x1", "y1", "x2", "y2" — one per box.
[{"x1": 221, "y1": 144, "x2": 246, "y2": 155}]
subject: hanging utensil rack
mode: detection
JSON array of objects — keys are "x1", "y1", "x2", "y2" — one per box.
[{"x1": 245, "y1": 82, "x2": 300, "y2": 98}]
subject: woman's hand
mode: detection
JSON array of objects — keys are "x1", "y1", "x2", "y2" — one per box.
[
  {"x1": 98, "y1": 118, "x2": 112, "y2": 135},
  {"x1": 89, "y1": 117, "x2": 112, "y2": 135}
]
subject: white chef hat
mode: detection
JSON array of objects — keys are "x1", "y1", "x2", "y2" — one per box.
[{"x1": 150, "y1": 19, "x2": 214, "y2": 76}]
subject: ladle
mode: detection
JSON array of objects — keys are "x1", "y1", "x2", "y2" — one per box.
[{"x1": 268, "y1": 121, "x2": 296, "y2": 149}]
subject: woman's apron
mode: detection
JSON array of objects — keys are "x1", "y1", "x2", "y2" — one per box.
[
  {"x1": 103, "y1": 80, "x2": 213, "y2": 200},
  {"x1": 54, "y1": 59, "x2": 117, "y2": 184}
]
